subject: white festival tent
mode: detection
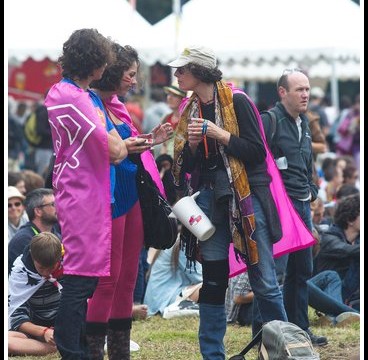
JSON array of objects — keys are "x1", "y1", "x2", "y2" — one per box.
[
  {"x1": 140, "y1": 0, "x2": 361, "y2": 108},
  {"x1": 6, "y1": 0, "x2": 361, "y2": 108},
  {"x1": 6, "y1": 0, "x2": 154, "y2": 63}
]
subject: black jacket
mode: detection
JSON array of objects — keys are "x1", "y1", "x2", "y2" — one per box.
[{"x1": 261, "y1": 102, "x2": 318, "y2": 201}]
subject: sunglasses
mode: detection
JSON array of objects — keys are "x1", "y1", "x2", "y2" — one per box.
[
  {"x1": 8, "y1": 201, "x2": 22, "y2": 208},
  {"x1": 176, "y1": 66, "x2": 189, "y2": 75}
]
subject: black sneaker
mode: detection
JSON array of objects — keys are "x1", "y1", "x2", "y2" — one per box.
[{"x1": 306, "y1": 329, "x2": 328, "y2": 346}]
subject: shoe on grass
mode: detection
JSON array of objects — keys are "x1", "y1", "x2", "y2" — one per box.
[
  {"x1": 335, "y1": 312, "x2": 360, "y2": 327},
  {"x1": 306, "y1": 328, "x2": 328, "y2": 346}
]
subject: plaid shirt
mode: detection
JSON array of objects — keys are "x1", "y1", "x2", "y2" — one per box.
[{"x1": 225, "y1": 272, "x2": 252, "y2": 323}]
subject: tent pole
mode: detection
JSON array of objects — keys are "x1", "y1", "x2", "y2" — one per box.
[{"x1": 330, "y1": 56, "x2": 340, "y2": 113}]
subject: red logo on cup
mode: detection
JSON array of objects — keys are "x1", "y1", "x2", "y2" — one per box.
[{"x1": 189, "y1": 215, "x2": 202, "y2": 225}]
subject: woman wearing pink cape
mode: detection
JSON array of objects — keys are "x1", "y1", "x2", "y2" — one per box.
[
  {"x1": 45, "y1": 29, "x2": 128, "y2": 359},
  {"x1": 85, "y1": 43, "x2": 173, "y2": 358}
]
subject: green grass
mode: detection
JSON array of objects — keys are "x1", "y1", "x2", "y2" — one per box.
[{"x1": 9, "y1": 310, "x2": 360, "y2": 359}]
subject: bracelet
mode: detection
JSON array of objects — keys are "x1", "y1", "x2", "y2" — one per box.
[{"x1": 42, "y1": 326, "x2": 54, "y2": 337}]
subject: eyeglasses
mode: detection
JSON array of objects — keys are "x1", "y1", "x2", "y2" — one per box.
[
  {"x1": 8, "y1": 201, "x2": 22, "y2": 208},
  {"x1": 282, "y1": 68, "x2": 304, "y2": 75},
  {"x1": 38, "y1": 202, "x2": 55, "y2": 208}
]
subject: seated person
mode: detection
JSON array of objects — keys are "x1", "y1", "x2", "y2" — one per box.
[
  {"x1": 8, "y1": 188, "x2": 60, "y2": 275},
  {"x1": 8, "y1": 186, "x2": 28, "y2": 242},
  {"x1": 225, "y1": 271, "x2": 254, "y2": 326},
  {"x1": 8, "y1": 232, "x2": 63, "y2": 356},
  {"x1": 315, "y1": 193, "x2": 360, "y2": 308},
  {"x1": 307, "y1": 269, "x2": 359, "y2": 326},
  {"x1": 143, "y1": 240, "x2": 202, "y2": 318}
]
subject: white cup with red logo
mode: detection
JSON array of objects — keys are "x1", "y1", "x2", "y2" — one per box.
[{"x1": 169, "y1": 191, "x2": 215, "y2": 241}]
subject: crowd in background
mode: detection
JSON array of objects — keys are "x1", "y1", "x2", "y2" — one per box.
[{"x1": 8, "y1": 59, "x2": 360, "y2": 358}]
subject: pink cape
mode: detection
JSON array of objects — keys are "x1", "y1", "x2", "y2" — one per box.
[
  {"x1": 45, "y1": 81, "x2": 112, "y2": 276},
  {"x1": 104, "y1": 95, "x2": 165, "y2": 196},
  {"x1": 230, "y1": 90, "x2": 316, "y2": 277},
  {"x1": 179, "y1": 85, "x2": 316, "y2": 277}
]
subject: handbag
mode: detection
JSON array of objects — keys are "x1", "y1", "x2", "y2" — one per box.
[{"x1": 135, "y1": 160, "x2": 178, "y2": 250}]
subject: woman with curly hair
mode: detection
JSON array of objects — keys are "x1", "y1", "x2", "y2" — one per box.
[
  {"x1": 45, "y1": 29, "x2": 128, "y2": 359},
  {"x1": 85, "y1": 42, "x2": 173, "y2": 359}
]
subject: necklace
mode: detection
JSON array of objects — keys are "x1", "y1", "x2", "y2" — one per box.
[{"x1": 201, "y1": 98, "x2": 215, "y2": 105}]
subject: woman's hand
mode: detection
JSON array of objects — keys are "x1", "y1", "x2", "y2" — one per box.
[
  {"x1": 125, "y1": 137, "x2": 152, "y2": 154},
  {"x1": 187, "y1": 118, "x2": 203, "y2": 152},
  {"x1": 149, "y1": 123, "x2": 174, "y2": 145},
  {"x1": 190, "y1": 118, "x2": 230, "y2": 145}
]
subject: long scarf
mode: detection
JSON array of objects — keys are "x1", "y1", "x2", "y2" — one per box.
[{"x1": 173, "y1": 81, "x2": 258, "y2": 266}]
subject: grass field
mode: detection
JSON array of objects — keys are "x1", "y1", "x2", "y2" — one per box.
[{"x1": 9, "y1": 310, "x2": 360, "y2": 359}]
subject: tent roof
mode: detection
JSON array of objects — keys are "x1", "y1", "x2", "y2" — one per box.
[
  {"x1": 139, "y1": 0, "x2": 361, "y2": 80},
  {"x1": 6, "y1": 0, "x2": 153, "y2": 62}
]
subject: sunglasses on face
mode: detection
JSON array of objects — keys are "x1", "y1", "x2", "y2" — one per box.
[
  {"x1": 8, "y1": 201, "x2": 22, "y2": 208},
  {"x1": 176, "y1": 66, "x2": 189, "y2": 75}
]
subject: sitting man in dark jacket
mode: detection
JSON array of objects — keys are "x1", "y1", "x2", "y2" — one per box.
[
  {"x1": 8, "y1": 188, "x2": 59, "y2": 275},
  {"x1": 315, "y1": 193, "x2": 360, "y2": 308}
]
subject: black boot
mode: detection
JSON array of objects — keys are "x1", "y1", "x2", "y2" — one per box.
[
  {"x1": 85, "y1": 322, "x2": 108, "y2": 360},
  {"x1": 107, "y1": 318, "x2": 132, "y2": 360}
]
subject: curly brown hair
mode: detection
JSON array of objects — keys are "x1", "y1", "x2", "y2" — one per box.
[
  {"x1": 334, "y1": 193, "x2": 360, "y2": 230},
  {"x1": 58, "y1": 28, "x2": 114, "y2": 80},
  {"x1": 91, "y1": 43, "x2": 140, "y2": 91},
  {"x1": 186, "y1": 63, "x2": 222, "y2": 83}
]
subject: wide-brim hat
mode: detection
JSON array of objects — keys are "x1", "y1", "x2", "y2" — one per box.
[
  {"x1": 8, "y1": 186, "x2": 25, "y2": 200},
  {"x1": 163, "y1": 85, "x2": 187, "y2": 98}
]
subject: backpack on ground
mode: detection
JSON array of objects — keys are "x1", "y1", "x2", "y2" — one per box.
[
  {"x1": 24, "y1": 111, "x2": 42, "y2": 147},
  {"x1": 259, "y1": 320, "x2": 320, "y2": 360}
]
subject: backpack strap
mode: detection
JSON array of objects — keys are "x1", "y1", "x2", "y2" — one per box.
[
  {"x1": 268, "y1": 109, "x2": 277, "y2": 143},
  {"x1": 262, "y1": 109, "x2": 280, "y2": 158},
  {"x1": 259, "y1": 342, "x2": 269, "y2": 360}
]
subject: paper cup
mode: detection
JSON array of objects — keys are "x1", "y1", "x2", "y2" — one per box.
[{"x1": 170, "y1": 191, "x2": 215, "y2": 241}]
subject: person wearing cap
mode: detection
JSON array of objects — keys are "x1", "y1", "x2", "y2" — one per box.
[
  {"x1": 160, "y1": 84, "x2": 187, "y2": 157},
  {"x1": 168, "y1": 45, "x2": 293, "y2": 359},
  {"x1": 8, "y1": 186, "x2": 28, "y2": 242}
]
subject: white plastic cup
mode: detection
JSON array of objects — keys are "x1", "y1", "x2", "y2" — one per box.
[{"x1": 169, "y1": 191, "x2": 216, "y2": 241}]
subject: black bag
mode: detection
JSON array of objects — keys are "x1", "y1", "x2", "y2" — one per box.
[{"x1": 136, "y1": 161, "x2": 178, "y2": 250}]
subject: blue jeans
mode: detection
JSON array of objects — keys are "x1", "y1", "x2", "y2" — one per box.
[
  {"x1": 54, "y1": 275, "x2": 98, "y2": 360},
  {"x1": 307, "y1": 270, "x2": 358, "y2": 316},
  {"x1": 247, "y1": 195, "x2": 287, "y2": 335},
  {"x1": 134, "y1": 247, "x2": 149, "y2": 304},
  {"x1": 282, "y1": 198, "x2": 313, "y2": 331},
  {"x1": 196, "y1": 187, "x2": 231, "y2": 261}
]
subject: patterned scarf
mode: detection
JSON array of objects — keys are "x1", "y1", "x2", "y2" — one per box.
[{"x1": 173, "y1": 81, "x2": 258, "y2": 266}]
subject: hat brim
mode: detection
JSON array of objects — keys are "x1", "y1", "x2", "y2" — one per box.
[
  {"x1": 167, "y1": 57, "x2": 190, "y2": 68},
  {"x1": 8, "y1": 194, "x2": 25, "y2": 200}
]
